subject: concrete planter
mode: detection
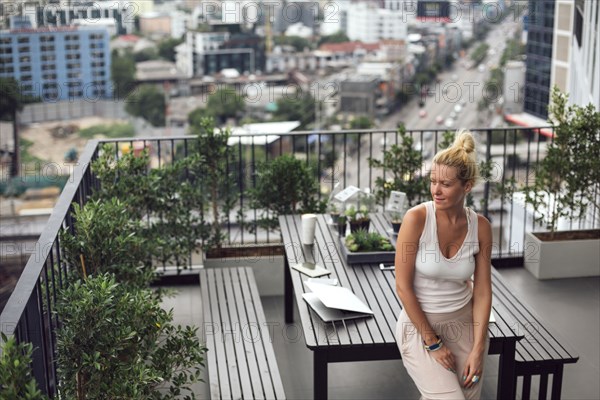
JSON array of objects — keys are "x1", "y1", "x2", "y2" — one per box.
[{"x1": 524, "y1": 230, "x2": 600, "y2": 279}]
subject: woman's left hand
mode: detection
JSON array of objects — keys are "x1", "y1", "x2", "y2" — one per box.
[{"x1": 462, "y1": 348, "x2": 485, "y2": 389}]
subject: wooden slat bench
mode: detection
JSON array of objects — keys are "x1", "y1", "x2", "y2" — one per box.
[
  {"x1": 491, "y1": 268, "x2": 579, "y2": 400},
  {"x1": 200, "y1": 266, "x2": 286, "y2": 400}
]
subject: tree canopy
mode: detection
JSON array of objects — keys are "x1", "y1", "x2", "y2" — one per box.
[
  {"x1": 272, "y1": 92, "x2": 316, "y2": 129},
  {"x1": 158, "y1": 37, "x2": 185, "y2": 62},
  {"x1": 318, "y1": 31, "x2": 350, "y2": 47},
  {"x1": 111, "y1": 50, "x2": 136, "y2": 99},
  {"x1": 125, "y1": 84, "x2": 165, "y2": 127}
]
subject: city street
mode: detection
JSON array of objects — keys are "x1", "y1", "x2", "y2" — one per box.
[{"x1": 346, "y1": 16, "x2": 524, "y2": 193}]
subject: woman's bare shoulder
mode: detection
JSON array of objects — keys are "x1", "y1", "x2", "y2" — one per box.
[{"x1": 402, "y1": 204, "x2": 427, "y2": 231}]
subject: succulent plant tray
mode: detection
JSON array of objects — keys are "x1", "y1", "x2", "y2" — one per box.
[{"x1": 339, "y1": 233, "x2": 396, "y2": 265}]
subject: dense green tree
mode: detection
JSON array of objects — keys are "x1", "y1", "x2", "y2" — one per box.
[
  {"x1": 158, "y1": 37, "x2": 185, "y2": 62},
  {"x1": 133, "y1": 47, "x2": 159, "y2": 62},
  {"x1": 273, "y1": 92, "x2": 316, "y2": 129},
  {"x1": 206, "y1": 87, "x2": 245, "y2": 124},
  {"x1": 318, "y1": 31, "x2": 350, "y2": 47},
  {"x1": 274, "y1": 35, "x2": 312, "y2": 52},
  {"x1": 111, "y1": 50, "x2": 136, "y2": 98},
  {"x1": 125, "y1": 84, "x2": 166, "y2": 126},
  {"x1": 350, "y1": 116, "x2": 374, "y2": 129}
]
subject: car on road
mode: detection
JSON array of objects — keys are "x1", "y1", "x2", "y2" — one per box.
[
  {"x1": 444, "y1": 118, "x2": 454, "y2": 128},
  {"x1": 478, "y1": 64, "x2": 486, "y2": 73},
  {"x1": 436, "y1": 115, "x2": 444, "y2": 124},
  {"x1": 454, "y1": 104, "x2": 462, "y2": 113},
  {"x1": 419, "y1": 109, "x2": 427, "y2": 118}
]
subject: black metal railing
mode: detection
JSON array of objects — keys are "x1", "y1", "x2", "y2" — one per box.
[{"x1": 3, "y1": 125, "x2": 599, "y2": 396}]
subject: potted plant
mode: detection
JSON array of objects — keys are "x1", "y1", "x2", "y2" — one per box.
[
  {"x1": 328, "y1": 201, "x2": 341, "y2": 224},
  {"x1": 518, "y1": 87, "x2": 600, "y2": 279},
  {"x1": 341, "y1": 229, "x2": 395, "y2": 264},
  {"x1": 345, "y1": 205, "x2": 371, "y2": 233},
  {"x1": 337, "y1": 214, "x2": 348, "y2": 236},
  {"x1": 390, "y1": 211, "x2": 403, "y2": 234},
  {"x1": 247, "y1": 154, "x2": 326, "y2": 232},
  {"x1": 368, "y1": 124, "x2": 429, "y2": 208}
]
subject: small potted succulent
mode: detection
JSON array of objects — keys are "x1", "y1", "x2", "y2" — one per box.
[
  {"x1": 391, "y1": 211, "x2": 403, "y2": 234},
  {"x1": 336, "y1": 214, "x2": 348, "y2": 236},
  {"x1": 345, "y1": 205, "x2": 370, "y2": 233},
  {"x1": 328, "y1": 201, "x2": 342, "y2": 224}
]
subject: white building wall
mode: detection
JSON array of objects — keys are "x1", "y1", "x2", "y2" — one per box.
[
  {"x1": 550, "y1": 0, "x2": 574, "y2": 95},
  {"x1": 504, "y1": 61, "x2": 526, "y2": 114},
  {"x1": 567, "y1": 0, "x2": 599, "y2": 109},
  {"x1": 346, "y1": 2, "x2": 408, "y2": 43}
]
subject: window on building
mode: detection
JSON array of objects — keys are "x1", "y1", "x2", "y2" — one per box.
[
  {"x1": 41, "y1": 45, "x2": 55, "y2": 52},
  {"x1": 41, "y1": 64, "x2": 55, "y2": 71},
  {"x1": 0, "y1": 38, "x2": 11, "y2": 44},
  {"x1": 19, "y1": 55, "x2": 31, "y2": 63},
  {"x1": 21, "y1": 84, "x2": 33, "y2": 91},
  {"x1": 21, "y1": 75, "x2": 32, "y2": 81},
  {"x1": 66, "y1": 54, "x2": 81, "y2": 60},
  {"x1": 20, "y1": 65, "x2": 31, "y2": 72},
  {"x1": 40, "y1": 36, "x2": 55, "y2": 43},
  {"x1": 0, "y1": 47, "x2": 13, "y2": 54},
  {"x1": 41, "y1": 54, "x2": 56, "y2": 62},
  {"x1": 65, "y1": 44, "x2": 80, "y2": 51},
  {"x1": 19, "y1": 46, "x2": 30, "y2": 53},
  {"x1": 17, "y1": 37, "x2": 29, "y2": 44},
  {"x1": 67, "y1": 63, "x2": 81, "y2": 69},
  {"x1": 43, "y1": 73, "x2": 57, "y2": 80}
]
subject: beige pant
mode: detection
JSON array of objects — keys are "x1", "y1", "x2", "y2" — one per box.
[{"x1": 396, "y1": 301, "x2": 489, "y2": 400}]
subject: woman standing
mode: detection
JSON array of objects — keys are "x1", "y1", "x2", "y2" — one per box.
[{"x1": 394, "y1": 131, "x2": 492, "y2": 399}]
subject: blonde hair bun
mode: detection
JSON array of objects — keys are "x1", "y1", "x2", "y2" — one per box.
[
  {"x1": 432, "y1": 129, "x2": 479, "y2": 185},
  {"x1": 453, "y1": 130, "x2": 475, "y2": 154}
]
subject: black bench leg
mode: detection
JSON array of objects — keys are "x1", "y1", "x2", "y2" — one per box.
[
  {"x1": 551, "y1": 366, "x2": 564, "y2": 400},
  {"x1": 284, "y1": 257, "x2": 294, "y2": 323},
  {"x1": 497, "y1": 341, "x2": 517, "y2": 400},
  {"x1": 314, "y1": 351, "x2": 328, "y2": 400}
]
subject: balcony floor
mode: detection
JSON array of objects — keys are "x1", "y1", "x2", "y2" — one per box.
[{"x1": 162, "y1": 267, "x2": 599, "y2": 399}]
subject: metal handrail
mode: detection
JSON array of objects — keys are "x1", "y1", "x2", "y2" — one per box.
[{"x1": 5, "y1": 125, "x2": 598, "y2": 397}]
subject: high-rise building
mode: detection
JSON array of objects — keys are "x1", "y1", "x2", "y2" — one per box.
[
  {"x1": 0, "y1": 25, "x2": 112, "y2": 101},
  {"x1": 523, "y1": 0, "x2": 555, "y2": 119}
]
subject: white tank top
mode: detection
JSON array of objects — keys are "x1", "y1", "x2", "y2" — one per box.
[{"x1": 413, "y1": 201, "x2": 479, "y2": 313}]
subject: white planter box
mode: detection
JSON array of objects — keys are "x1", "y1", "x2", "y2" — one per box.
[{"x1": 524, "y1": 231, "x2": 600, "y2": 279}]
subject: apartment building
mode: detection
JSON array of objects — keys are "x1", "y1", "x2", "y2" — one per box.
[
  {"x1": 177, "y1": 29, "x2": 265, "y2": 77},
  {"x1": 0, "y1": 25, "x2": 112, "y2": 100}
]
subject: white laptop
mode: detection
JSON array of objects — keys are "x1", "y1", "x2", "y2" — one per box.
[{"x1": 302, "y1": 281, "x2": 374, "y2": 322}]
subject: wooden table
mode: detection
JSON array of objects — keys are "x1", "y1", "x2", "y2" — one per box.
[{"x1": 279, "y1": 213, "x2": 524, "y2": 400}]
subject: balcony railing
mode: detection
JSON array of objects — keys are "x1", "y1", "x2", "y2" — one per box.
[{"x1": 3, "y1": 125, "x2": 597, "y2": 395}]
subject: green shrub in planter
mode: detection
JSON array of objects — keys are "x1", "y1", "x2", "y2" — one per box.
[
  {"x1": 55, "y1": 273, "x2": 205, "y2": 400},
  {"x1": 0, "y1": 333, "x2": 47, "y2": 400},
  {"x1": 60, "y1": 198, "x2": 153, "y2": 287},
  {"x1": 247, "y1": 154, "x2": 326, "y2": 231},
  {"x1": 92, "y1": 145, "x2": 210, "y2": 268},
  {"x1": 368, "y1": 124, "x2": 428, "y2": 207}
]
